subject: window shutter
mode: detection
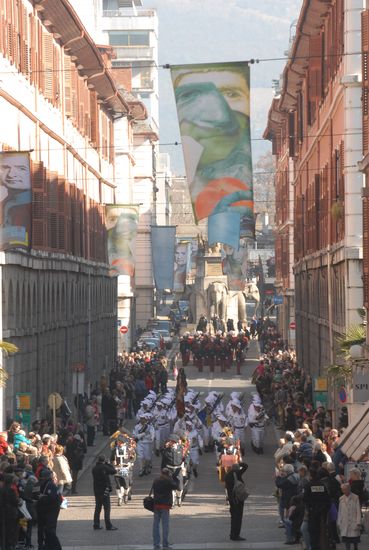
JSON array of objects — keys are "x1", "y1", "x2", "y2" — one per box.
[
  {"x1": 109, "y1": 119, "x2": 114, "y2": 163},
  {"x1": 64, "y1": 180, "x2": 71, "y2": 252},
  {"x1": 11, "y1": 0, "x2": 19, "y2": 68},
  {"x1": 0, "y1": 1, "x2": 5, "y2": 56},
  {"x1": 362, "y1": 10, "x2": 369, "y2": 155},
  {"x1": 364, "y1": 196, "x2": 369, "y2": 308},
  {"x1": 6, "y1": 0, "x2": 14, "y2": 62},
  {"x1": 31, "y1": 161, "x2": 46, "y2": 248},
  {"x1": 21, "y1": 9, "x2": 30, "y2": 77},
  {"x1": 309, "y1": 34, "x2": 323, "y2": 101},
  {"x1": 42, "y1": 32, "x2": 54, "y2": 101},
  {"x1": 288, "y1": 112, "x2": 295, "y2": 157},
  {"x1": 71, "y1": 64, "x2": 78, "y2": 123},
  {"x1": 90, "y1": 91, "x2": 99, "y2": 145},
  {"x1": 47, "y1": 171, "x2": 58, "y2": 249},
  {"x1": 64, "y1": 54, "x2": 72, "y2": 116},
  {"x1": 58, "y1": 177, "x2": 66, "y2": 251}
]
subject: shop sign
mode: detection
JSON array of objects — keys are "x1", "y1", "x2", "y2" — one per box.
[{"x1": 353, "y1": 371, "x2": 369, "y2": 403}]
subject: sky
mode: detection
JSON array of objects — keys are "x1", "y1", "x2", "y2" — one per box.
[{"x1": 149, "y1": 0, "x2": 302, "y2": 173}]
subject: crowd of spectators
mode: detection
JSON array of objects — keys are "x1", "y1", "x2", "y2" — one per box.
[
  {"x1": 0, "y1": 348, "x2": 170, "y2": 550},
  {"x1": 253, "y1": 325, "x2": 368, "y2": 550}
]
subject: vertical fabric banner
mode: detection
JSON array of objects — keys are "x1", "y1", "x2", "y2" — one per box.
[
  {"x1": 221, "y1": 241, "x2": 248, "y2": 291},
  {"x1": 0, "y1": 151, "x2": 31, "y2": 250},
  {"x1": 174, "y1": 240, "x2": 191, "y2": 292},
  {"x1": 105, "y1": 205, "x2": 139, "y2": 277},
  {"x1": 151, "y1": 225, "x2": 176, "y2": 290},
  {"x1": 171, "y1": 61, "x2": 254, "y2": 243}
]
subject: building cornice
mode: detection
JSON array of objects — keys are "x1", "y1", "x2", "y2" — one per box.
[{"x1": 32, "y1": 0, "x2": 130, "y2": 117}]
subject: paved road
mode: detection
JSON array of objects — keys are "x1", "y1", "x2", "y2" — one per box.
[{"x1": 55, "y1": 340, "x2": 292, "y2": 550}]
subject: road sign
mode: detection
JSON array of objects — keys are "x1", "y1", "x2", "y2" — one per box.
[
  {"x1": 339, "y1": 386, "x2": 347, "y2": 404},
  {"x1": 274, "y1": 295, "x2": 283, "y2": 305},
  {"x1": 71, "y1": 362, "x2": 85, "y2": 372},
  {"x1": 119, "y1": 325, "x2": 128, "y2": 334},
  {"x1": 47, "y1": 392, "x2": 63, "y2": 410}
]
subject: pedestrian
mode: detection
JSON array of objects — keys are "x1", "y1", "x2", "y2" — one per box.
[
  {"x1": 65, "y1": 433, "x2": 85, "y2": 494},
  {"x1": 36, "y1": 469, "x2": 62, "y2": 550},
  {"x1": 152, "y1": 468, "x2": 179, "y2": 550},
  {"x1": 92, "y1": 455, "x2": 118, "y2": 531},
  {"x1": 225, "y1": 462, "x2": 248, "y2": 541},
  {"x1": 84, "y1": 400, "x2": 97, "y2": 446},
  {"x1": 52, "y1": 444, "x2": 73, "y2": 496},
  {"x1": 337, "y1": 483, "x2": 362, "y2": 550}
]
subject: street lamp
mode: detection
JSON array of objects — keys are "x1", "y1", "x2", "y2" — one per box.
[{"x1": 349, "y1": 344, "x2": 363, "y2": 360}]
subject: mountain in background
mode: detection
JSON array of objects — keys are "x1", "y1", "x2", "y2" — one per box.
[{"x1": 152, "y1": 0, "x2": 302, "y2": 172}]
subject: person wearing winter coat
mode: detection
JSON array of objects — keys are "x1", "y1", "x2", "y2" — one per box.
[
  {"x1": 52, "y1": 444, "x2": 73, "y2": 495},
  {"x1": 65, "y1": 434, "x2": 85, "y2": 494},
  {"x1": 337, "y1": 483, "x2": 362, "y2": 550},
  {"x1": 275, "y1": 463, "x2": 299, "y2": 522}
]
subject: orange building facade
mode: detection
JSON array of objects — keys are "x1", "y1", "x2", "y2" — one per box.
[{"x1": 265, "y1": 0, "x2": 363, "y2": 384}]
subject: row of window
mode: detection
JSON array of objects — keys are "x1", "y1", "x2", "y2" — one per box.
[
  {"x1": 31, "y1": 160, "x2": 107, "y2": 262},
  {"x1": 0, "y1": 0, "x2": 114, "y2": 161}
]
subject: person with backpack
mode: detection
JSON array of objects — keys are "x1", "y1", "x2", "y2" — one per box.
[{"x1": 225, "y1": 461, "x2": 248, "y2": 541}]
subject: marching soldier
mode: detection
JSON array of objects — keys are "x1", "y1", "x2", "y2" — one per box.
[
  {"x1": 154, "y1": 400, "x2": 171, "y2": 456},
  {"x1": 228, "y1": 400, "x2": 247, "y2": 456},
  {"x1": 185, "y1": 418, "x2": 203, "y2": 478},
  {"x1": 247, "y1": 395, "x2": 269, "y2": 454},
  {"x1": 132, "y1": 413, "x2": 155, "y2": 476}
]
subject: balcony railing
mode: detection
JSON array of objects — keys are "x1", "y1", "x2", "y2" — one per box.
[
  {"x1": 103, "y1": 9, "x2": 156, "y2": 17},
  {"x1": 114, "y1": 46, "x2": 154, "y2": 60}
]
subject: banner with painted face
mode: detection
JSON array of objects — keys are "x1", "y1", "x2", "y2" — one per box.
[
  {"x1": 171, "y1": 62, "x2": 254, "y2": 241},
  {"x1": 173, "y1": 240, "x2": 191, "y2": 292},
  {"x1": 151, "y1": 225, "x2": 176, "y2": 290},
  {"x1": 221, "y1": 241, "x2": 248, "y2": 291},
  {"x1": 105, "y1": 205, "x2": 139, "y2": 277},
  {"x1": 0, "y1": 151, "x2": 31, "y2": 250}
]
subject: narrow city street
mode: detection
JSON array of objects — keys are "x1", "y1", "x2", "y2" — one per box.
[{"x1": 58, "y1": 342, "x2": 286, "y2": 550}]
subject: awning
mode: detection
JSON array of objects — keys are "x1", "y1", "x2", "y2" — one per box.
[{"x1": 340, "y1": 402, "x2": 369, "y2": 461}]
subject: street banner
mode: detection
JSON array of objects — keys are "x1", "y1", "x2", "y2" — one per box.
[
  {"x1": 0, "y1": 151, "x2": 31, "y2": 250},
  {"x1": 171, "y1": 61, "x2": 254, "y2": 241},
  {"x1": 105, "y1": 204, "x2": 139, "y2": 277},
  {"x1": 221, "y1": 241, "x2": 248, "y2": 291},
  {"x1": 177, "y1": 237, "x2": 198, "y2": 283},
  {"x1": 151, "y1": 225, "x2": 176, "y2": 290},
  {"x1": 174, "y1": 240, "x2": 191, "y2": 292},
  {"x1": 208, "y1": 211, "x2": 241, "y2": 249}
]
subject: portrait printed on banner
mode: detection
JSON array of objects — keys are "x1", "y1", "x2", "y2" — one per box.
[
  {"x1": 0, "y1": 152, "x2": 31, "y2": 250},
  {"x1": 221, "y1": 242, "x2": 248, "y2": 291},
  {"x1": 105, "y1": 205, "x2": 139, "y2": 278},
  {"x1": 171, "y1": 62, "x2": 254, "y2": 238},
  {"x1": 173, "y1": 241, "x2": 190, "y2": 292}
]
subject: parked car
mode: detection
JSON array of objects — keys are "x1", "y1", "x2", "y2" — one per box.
[
  {"x1": 136, "y1": 336, "x2": 161, "y2": 351},
  {"x1": 157, "y1": 329, "x2": 173, "y2": 349},
  {"x1": 147, "y1": 318, "x2": 173, "y2": 334}
]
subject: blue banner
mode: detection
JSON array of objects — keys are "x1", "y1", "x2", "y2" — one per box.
[
  {"x1": 151, "y1": 226, "x2": 176, "y2": 290},
  {"x1": 208, "y1": 211, "x2": 241, "y2": 249}
]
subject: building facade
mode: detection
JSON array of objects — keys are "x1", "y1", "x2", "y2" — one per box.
[
  {"x1": 264, "y1": 101, "x2": 295, "y2": 345},
  {"x1": 71, "y1": 0, "x2": 164, "y2": 336},
  {"x1": 0, "y1": 0, "x2": 129, "y2": 424},
  {"x1": 265, "y1": 0, "x2": 364, "y2": 384}
]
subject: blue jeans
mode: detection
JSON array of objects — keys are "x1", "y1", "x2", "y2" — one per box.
[{"x1": 153, "y1": 508, "x2": 170, "y2": 548}]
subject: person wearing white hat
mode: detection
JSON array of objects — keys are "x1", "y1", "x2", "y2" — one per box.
[
  {"x1": 228, "y1": 400, "x2": 247, "y2": 456},
  {"x1": 154, "y1": 400, "x2": 171, "y2": 456},
  {"x1": 225, "y1": 392, "x2": 242, "y2": 417},
  {"x1": 247, "y1": 398, "x2": 268, "y2": 454},
  {"x1": 186, "y1": 419, "x2": 203, "y2": 478},
  {"x1": 132, "y1": 413, "x2": 155, "y2": 476}
]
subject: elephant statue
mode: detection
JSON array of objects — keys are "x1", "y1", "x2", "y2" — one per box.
[
  {"x1": 207, "y1": 281, "x2": 228, "y2": 320},
  {"x1": 182, "y1": 285, "x2": 206, "y2": 324},
  {"x1": 243, "y1": 282, "x2": 261, "y2": 317}
]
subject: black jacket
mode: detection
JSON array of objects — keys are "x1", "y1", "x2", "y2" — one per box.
[
  {"x1": 92, "y1": 461, "x2": 116, "y2": 497},
  {"x1": 153, "y1": 474, "x2": 179, "y2": 507},
  {"x1": 225, "y1": 463, "x2": 248, "y2": 504}
]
